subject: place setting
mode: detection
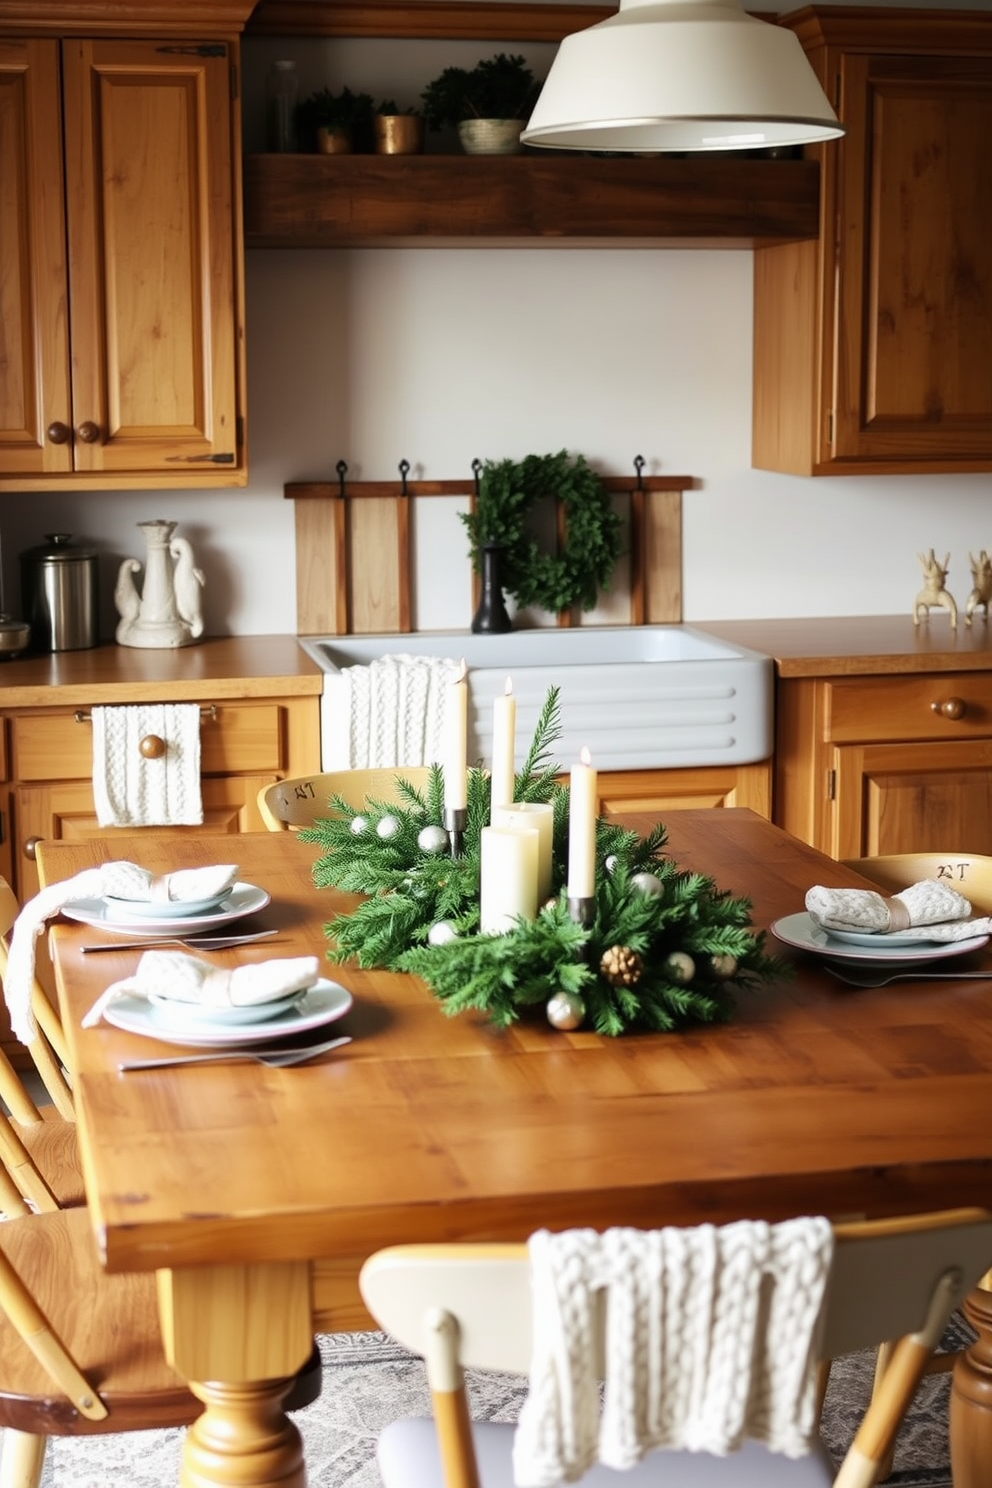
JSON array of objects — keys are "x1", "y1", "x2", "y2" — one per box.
[
  {"x1": 771, "y1": 876, "x2": 992, "y2": 984},
  {"x1": 4, "y1": 857, "x2": 354, "y2": 1062}
]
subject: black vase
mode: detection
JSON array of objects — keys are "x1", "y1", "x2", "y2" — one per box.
[{"x1": 471, "y1": 544, "x2": 512, "y2": 634}]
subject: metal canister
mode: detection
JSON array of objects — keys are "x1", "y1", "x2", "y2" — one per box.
[{"x1": 19, "y1": 533, "x2": 100, "y2": 652}]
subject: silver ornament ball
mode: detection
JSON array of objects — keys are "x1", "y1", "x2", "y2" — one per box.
[
  {"x1": 546, "y1": 990, "x2": 586, "y2": 1030},
  {"x1": 417, "y1": 824, "x2": 449, "y2": 855},
  {"x1": 604, "y1": 854, "x2": 619, "y2": 874},
  {"x1": 376, "y1": 814, "x2": 402, "y2": 839},
  {"x1": 710, "y1": 953, "x2": 739, "y2": 980},
  {"x1": 428, "y1": 921, "x2": 459, "y2": 946},
  {"x1": 349, "y1": 814, "x2": 369, "y2": 835},
  {"x1": 664, "y1": 950, "x2": 696, "y2": 984},
  {"x1": 631, "y1": 871, "x2": 663, "y2": 898}
]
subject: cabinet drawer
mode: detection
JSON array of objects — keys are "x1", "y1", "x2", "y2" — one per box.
[
  {"x1": 10, "y1": 704, "x2": 286, "y2": 782},
  {"x1": 825, "y1": 674, "x2": 992, "y2": 744}
]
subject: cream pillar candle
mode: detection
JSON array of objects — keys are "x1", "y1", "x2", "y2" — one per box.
[
  {"x1": 489, "y1": 676, "x2": 516, "y2": 813},
  {"x1": 480, "y1": 825, "x2": 539, "y2": 933},
  {"x1": 492, "y1": 801, "x2": 554, "y2": 902},
  {"x1": 566, "y1": 746, "x2": 597, "y2": 900},
  {"x1": 443, "y1": 660, "x2": 468, "y2": 816}
]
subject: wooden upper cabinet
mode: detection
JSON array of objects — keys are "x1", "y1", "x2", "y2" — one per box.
[
  {"x1": 752, "y1": 8, "x2": 992, "y2": 477},
  {"x1": 0, "y1": 34, "x2": 246, "y2": 490}
]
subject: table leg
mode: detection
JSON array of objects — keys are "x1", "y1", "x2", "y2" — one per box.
[
  {"x1": 157, "y1": 1260, "x2": 315, "y2": 1488},
  {"x1": 180, "y1": 1377, "x2": 305, "y2": 1488},
  {"x1": 950, "y1": 1279, "x2": 992, "y2": 1487}
]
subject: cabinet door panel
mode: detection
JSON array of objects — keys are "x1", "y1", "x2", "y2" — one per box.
[
  {"x1": 61, "y1": 38, "x2": 241, "y2": 475},
  {"x1": 596, "y1": 764, "x2": 772, "y2": 820},
  {"x1": 14, "y1": 776, "x2": 274, "y2": 898},
  {"x1": 833, "y1": 739, "x2": 992, "y2": 859},
  {"x1": 0, "y1": 39, "x2": 72, "y2": 477},
  {"x1": 834, "y1": 54, "x2": 992, "y2": 463}
]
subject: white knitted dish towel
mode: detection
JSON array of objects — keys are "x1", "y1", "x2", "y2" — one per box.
[
  {"x1": 91, "y1": 703, "x2": 203, "y2": 827},
  {"x1": 5, "y1": 862, "x2": 238, "y2": 1044},
  {"x1": 81, "y1": 949, "x2": 320, "y2": 1027},
  {"x1": 343, "y1": 655, "x2": 459, "y2": 769},
  {"x1": 806, "y1": 880, "x2": 992, "y2": 941},
  {"x1": 512, "y1": 1218, "x2": 834, "y2": 1487}
]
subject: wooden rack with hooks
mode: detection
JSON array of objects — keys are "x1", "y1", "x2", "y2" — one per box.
[{"x1": 286, "y1": 461, "x2": 692, "y2": 636}]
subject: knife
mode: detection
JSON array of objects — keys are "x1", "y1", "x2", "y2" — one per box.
[{"x1": 80, "y1": 930, "x2": 281, "y2": 953}]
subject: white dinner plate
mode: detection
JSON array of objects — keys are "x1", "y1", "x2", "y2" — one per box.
[
  {"x1": 61, "y1": 883, "x2": 271, "y2": 937},
  {"x1": 103, "y1": 979, "x2": 353, "y2": 1047},
  {"x1": 821, "y1": 924, "x2": 974, "y2": 949},
  {"x1": 771, "y1": 911, "x2": 990, "y2": 966}
]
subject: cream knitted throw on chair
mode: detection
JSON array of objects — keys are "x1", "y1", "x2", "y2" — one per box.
[{"x1": 512, "y1": 1219, "x2": 834, "y2": 1487}]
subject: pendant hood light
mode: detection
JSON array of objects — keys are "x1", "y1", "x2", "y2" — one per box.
[{"x1": 520, "y1": 0, "x2": 844, "y2": 154}]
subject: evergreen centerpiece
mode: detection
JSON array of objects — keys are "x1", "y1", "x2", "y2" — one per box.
[{"x1": 301, "y1": 691, "x2": 790, "y2": 1035}]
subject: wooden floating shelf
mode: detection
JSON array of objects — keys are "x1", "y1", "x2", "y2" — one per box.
[{"x1": 244, "y1": 153, "x2": 820, "y2": 249}]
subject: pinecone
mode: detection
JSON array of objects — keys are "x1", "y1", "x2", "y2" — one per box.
[{"x1": 600, "y1": 944, "x2": 643, "y2": 987}]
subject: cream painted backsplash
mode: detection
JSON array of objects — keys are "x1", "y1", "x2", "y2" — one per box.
[{"x1": 3, "y1": 8, "x2": 991, "y2": 642}]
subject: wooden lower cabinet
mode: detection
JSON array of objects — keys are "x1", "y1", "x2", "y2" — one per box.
[
  {"x1": 774, "y1": 673, "x2": 992, "y2": 859},
  {"x1": 4, "y1": 696, "x2": 320, "y2": 900},
  {"x1": 597, "y1": 763, "x2": 772, "y2": 820}
]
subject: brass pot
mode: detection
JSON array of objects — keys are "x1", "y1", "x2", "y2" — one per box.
[
  {"x1": 457, "y1": 119, "x2": 525, "y2": 155},
  {"x1": 374, "y1": 115, "x2": 424, "y2": 155},
  {"x1": 317, "y1": 126, "x2": 352, "y2": 155}
]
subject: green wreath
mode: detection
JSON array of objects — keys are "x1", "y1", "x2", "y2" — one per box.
[{"x1": 461, "y1": 450, "x2": 623, "y2": 613}]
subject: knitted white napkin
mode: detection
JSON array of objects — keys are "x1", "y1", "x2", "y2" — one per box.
[
  {"x1": 806, "y1": 880, "x2": 992, "y2": 941},
  {"x1": 512, "y1": 1219, "x2": 833, "y2": 1487},
  {"x1": 81, "y1": 949, "x2": 319, "y2": 1027},
  {"x1": 5, "y1": 863, "x2": 239, "y2": 1045}
]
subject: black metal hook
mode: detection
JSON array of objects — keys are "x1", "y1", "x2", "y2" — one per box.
[
  {"x1": 336, "y1": 459, "x2": 348, "y2": 498},
  {"x1": 398, "y1": 458, "x2": 410, "y2": 497},
  {"x1": 633, "y1": 454, "x2": 645, "y2": 491},
  {"x1": 471, "y1": 457, "x2": 483, "y2": 496}
]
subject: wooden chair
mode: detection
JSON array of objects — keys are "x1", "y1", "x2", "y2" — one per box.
[
  {"x1": 360, "y1": 1208, "x2": 992, "y2": 1488},
  {"x1": 0, "y1": 1203, "x2": 322, "y2": 1488},
  {"x1": 839, "y1": 853, "x2": 992, "y2": 915},
  {"x1": 0, "y1": 877, "x2": 74, "y2": 1118},
  {"x1": 258, "y1": 766, "x2": 434, "y2": 831}
]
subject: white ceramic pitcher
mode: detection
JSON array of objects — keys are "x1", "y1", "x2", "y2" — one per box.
[{"x1": 115, "y1": 520, "x2": 204, "y2": 649}]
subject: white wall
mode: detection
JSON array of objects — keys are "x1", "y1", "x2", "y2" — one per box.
[{"x1": 5, "y1": 2, "x2": 990, "y2": 639}]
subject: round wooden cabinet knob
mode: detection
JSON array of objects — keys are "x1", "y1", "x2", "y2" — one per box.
[
  {"x1": 23, "y1": 837, "x2": 43, "y2": 861},
  {"x1": 931, "y1": 697, "x2": 966, "y2": 720},
  {"x1": 139, "y1": 734, "x2": 167, "y2": 759},
  {"x1": 76, "y1": 420, "x2": 101, "y2": 444},
  {"x1": 46, "y1": 421, "x2": 71, "y2": 445}
]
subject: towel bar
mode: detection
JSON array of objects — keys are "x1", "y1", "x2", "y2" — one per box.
[{"x1": 74, "y1": 706, "x2": 217, "y2": 724}]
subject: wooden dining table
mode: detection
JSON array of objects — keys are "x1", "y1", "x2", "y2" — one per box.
[{"x1": 38, "y1": 810, "x2": 992, "y2": 1488}]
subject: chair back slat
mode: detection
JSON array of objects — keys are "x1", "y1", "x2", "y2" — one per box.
[
  {"x1": 840, "y1": 853, "x2": 992, "y2": 914},
  {"x1": 259, "y1": 767, "x2": 433, "y2": 830}
]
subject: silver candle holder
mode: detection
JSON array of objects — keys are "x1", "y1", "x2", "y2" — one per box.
[
  {"x1": 444, "y1": 807, "x2": 467, "y2": 859},
  {"x1": 567, "y1": 895, "x2": 595, "y2": 927}
]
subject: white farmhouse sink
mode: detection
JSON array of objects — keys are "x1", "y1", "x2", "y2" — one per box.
[{"x1": 300, "y1": 626, "x2": 773, "y2": 772}]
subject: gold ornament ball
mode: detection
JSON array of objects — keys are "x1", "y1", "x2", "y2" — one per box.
[
  {"x1": 547, "y1": 991, "x2": 586, "y2": 1030},
  {"x1": 710, "y1": 953, "x2": 738, "y2": 979},
  {"x1": 664, "y1": 950, "x2": 696, "y2": 984}
]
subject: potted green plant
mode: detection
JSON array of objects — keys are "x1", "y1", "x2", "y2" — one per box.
[
  {"x1": 296, "y1": 85, "x2": 375, "y2": 154},
  {"x1": 373, "y1": 99, "x2": 425, "y2": 156},
  {"x1": 420, "y1": 53, "x2": 540, "y2": 155}
]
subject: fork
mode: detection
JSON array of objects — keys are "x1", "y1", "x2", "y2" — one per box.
[
  {"x1": 81, "y1": 930, "x2": 281, "y2": 953},
  {"x1": 822, "y1": 965, "x2": 992, "y2": 989},
  {"x1": 117, "y1": 1035, "x2": 353, "y2": 1071}
]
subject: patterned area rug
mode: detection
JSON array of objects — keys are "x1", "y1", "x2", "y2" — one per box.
[{"x1": 38, "y1": 1318, "x2": 971, "y2": 1487}]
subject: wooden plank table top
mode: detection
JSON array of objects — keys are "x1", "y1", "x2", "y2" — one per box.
[
  {"x1": 38, "y1": 812, "x2": 992, "y2": 1488},
  {"x1": 42, "y1": 812, "x2": 992, "y2": 1271}
]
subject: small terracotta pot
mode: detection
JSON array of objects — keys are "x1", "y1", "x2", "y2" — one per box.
[
  {"x1": 317, "y1": 126, "x2": 352, "y2": 155},
  {"x1": 374, "y1": 115, "x2": 424, "y2": 155},
  {"x1": 457, "y1": 119, "x2": 525, "y2": 155}
]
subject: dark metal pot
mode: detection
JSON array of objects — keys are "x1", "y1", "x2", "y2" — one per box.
[{"x1": 20, "y1": 533, "x2": 100, "y2": 652}]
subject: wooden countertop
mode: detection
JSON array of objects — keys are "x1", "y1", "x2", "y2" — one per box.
[
  {"x1": 694, "y1": 614, "x2": 992, "y2": 678},
  {"x1": 0, "y1": 635, "x2": 323, "y2": 708}
]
